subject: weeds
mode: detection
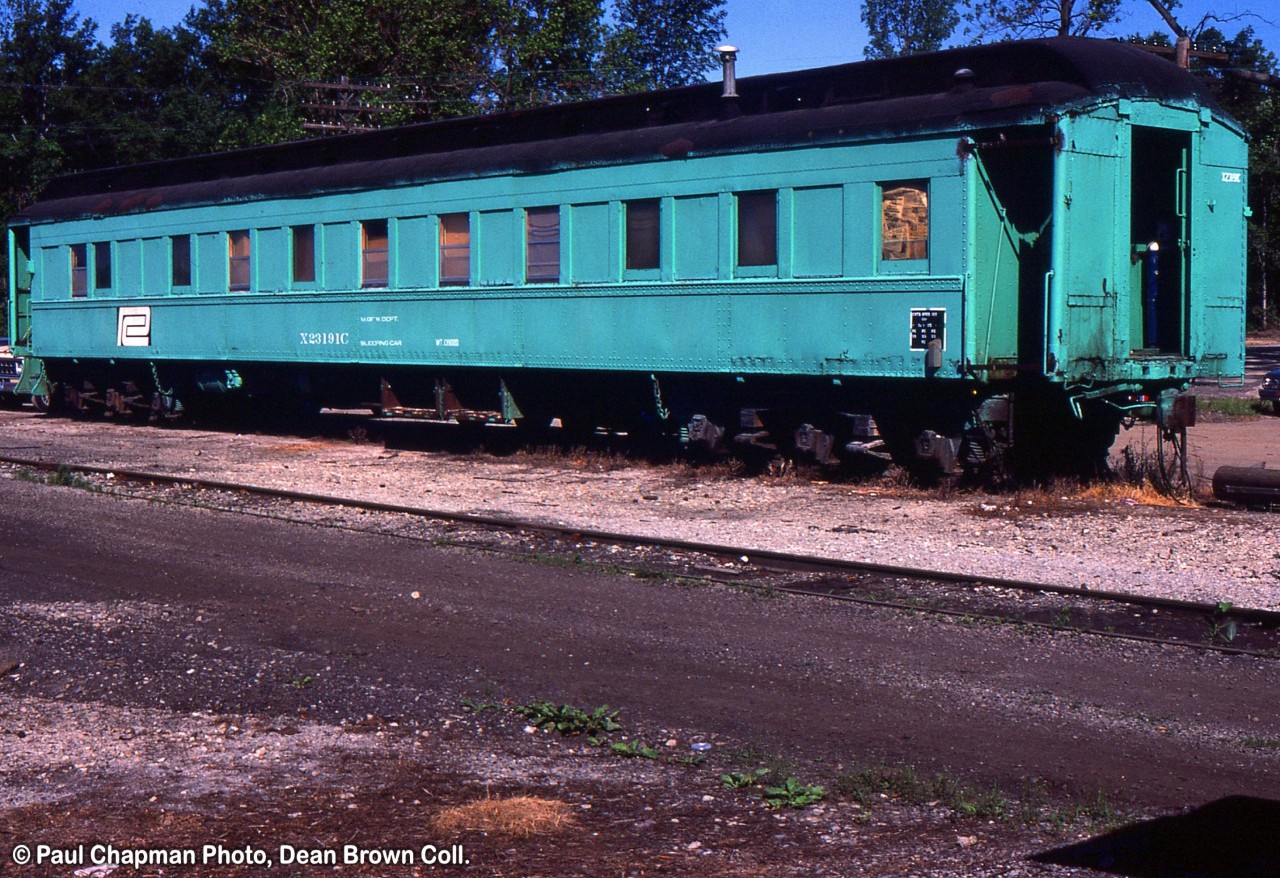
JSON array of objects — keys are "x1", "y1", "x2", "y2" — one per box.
[
  {"x1": 1243, "y1": 736, "x2": 1280, "y2": 750},
  {"x1": 15, "y1": 465, "x2": 100, "y2": 491},
  {"x1": 1197, "y1": 396, "x2": 1268, "y2": 418},
  {"x1": 721, "y1": 769, "x2": 770, "y2": 789},
  {"x1": 515, "y1": 701, "x2": 621, "y2": 738},
  {"x1": 836, "y1": 766, "x2": 1126, "y2": 831},
  {"x1": 1208, "y1": 601, "x2": 1239, "y2": 644},
  {"x1": 762, "y1": 776, "x2": 827, "y2": 809},
  {"x1": 12, "y1": 468, "x2": 41, "y2": 485},
  {"x1": 610, "y1": 740, "x2": 661, "y2": 760},
  {"x1": 1042, "y1": 790, "x2": 1119, "y2": 832},
  {"x1": 715, "y1": 747, "x2": 825, "y2": 810},
  {"x1": 834, "y1": 765, "x2": 1006, "y2": 819},
  {"x1": 720, "y1": 768, "x2": 825, "y2": 808},
  {"x1": 669, "y1": 752, "x2": 707, "y2": 767},
  {"x1": 460, "y1": 697, "x2": 501, "y2": 714}
]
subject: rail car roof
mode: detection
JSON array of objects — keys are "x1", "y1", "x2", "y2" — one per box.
[{"x1": 16, "y1": 37, "x2": 1235, "y2": 224}]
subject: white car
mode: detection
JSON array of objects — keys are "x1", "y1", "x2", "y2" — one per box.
[{"x1": 0, "y1": 342, "x2": 22, "y2": 406}]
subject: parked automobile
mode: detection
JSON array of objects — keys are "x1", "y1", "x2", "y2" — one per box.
[
  {"x1": 1261, "y1": 368, "x2": 1280, "y2": 414},
  {"x1": 0, "y1": 338, "x2": 24, "y2": 407}
]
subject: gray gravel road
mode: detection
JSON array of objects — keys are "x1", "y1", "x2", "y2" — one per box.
[{"x1": 2, "y1": 476, "x2": 1277, "y2": 813}]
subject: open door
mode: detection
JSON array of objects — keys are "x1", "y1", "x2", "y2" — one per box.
[
  {"x1": 7, "y1": 227, "x2": 32, "y2": 349},
  {"x1": 1130, "y1": 127, "x2": 1190, "y2": 355}
]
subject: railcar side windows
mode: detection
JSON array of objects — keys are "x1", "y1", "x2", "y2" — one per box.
[
  {"x1": 736, "y1": 190, "x2": 778, "y2": 268},
  {"x1": 526, "y1": 207, "x2": 560, "y2": 283},
  {"x1": 440, "y1": 214, "x2": 470, "y2": 286},
  {"x1": 880, "y1": 182, "x2": 929, "y2": 262},
  {"x1": 172, "y1": 235, "x2": 191, "y2": 287},
  {"x1": 93, "y1": 242, "x2": 112, "y2": 291},
  {"x1": 361, "y1": 220, "x2": 389, "y2": 288},
  {"x1": 292, "y1": 225, "x2": 316, "y2": 284},
  {"x1": 70, "y1": 244, "x2": 88, "y2": 297},
  {"x1": 228, "y1": 230, "x2": 251, "y2": 291},
  {"x1": 625, "y1": 199, "x2": 660, "y2": 271}
]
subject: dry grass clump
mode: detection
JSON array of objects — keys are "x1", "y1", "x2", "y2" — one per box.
[
  {"x1": 432, "y1": 795, "x2": 577, "y2": 838},
  {"x1": 966, "y1": 479, "x2": 1194, "y2": 518},
  {"x1": 1075, "y1": 480, "x2": 1191, "y2": 508}
]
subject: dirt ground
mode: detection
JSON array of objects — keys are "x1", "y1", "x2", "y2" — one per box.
[
  {"x1": 2, "y1": 342, "x2": 1280, "y2": 876},
  {"x1": 2, "y1": 455, "x2": 1280, "y2": 877},
  {"x1": 1115, "y1": 414, "x2": 1280, "y2": 484}
]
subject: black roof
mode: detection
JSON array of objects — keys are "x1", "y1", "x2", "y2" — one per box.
[{"x1": 18, "y1": 38, "x2": 1228, "y2": 224}]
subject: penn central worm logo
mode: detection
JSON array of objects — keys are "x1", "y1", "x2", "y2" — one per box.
[{"x1": 117, "y1": 306, "x2": 152, "y2": 347}]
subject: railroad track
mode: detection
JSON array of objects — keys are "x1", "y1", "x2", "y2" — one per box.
[{"x1": 4, "y1": 452, "x2": 1278, "y2": 659}]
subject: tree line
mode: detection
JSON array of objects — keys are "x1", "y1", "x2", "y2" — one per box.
[{"x1": 0, "y1": 0, "x2": 726, "y2": 220}]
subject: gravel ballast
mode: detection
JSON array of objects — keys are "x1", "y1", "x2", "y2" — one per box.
[{"x1": 0, "y1": 411, "x2": 1276, "y2": 610}]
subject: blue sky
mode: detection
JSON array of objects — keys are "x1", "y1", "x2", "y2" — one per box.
[{"x1": 73, "y1": 0, "x2": 1279, "y2": 76}]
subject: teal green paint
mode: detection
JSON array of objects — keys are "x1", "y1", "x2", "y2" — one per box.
[
  {"x1": 396, "y1": 216, "x2": 436, "y2": 288},
  {"x1": 843, "y1": 183, "x2": 876, "y2": 277},
  {"x1": 717, "y1": 193, "x2": 735, "y2": 281},
  {"x1": 322, "y1": 223, "x2": 357, "y2": 290},
  {"x1": 608, "y1": 201, "x2": 629, "y2": 283},
  {"x1": 11, "y1": 91, "x2": 1246, "y2": 393},
  {"x1": 570, "y1": 202, "x2": 611, "y2": 283},
  {"x1": 928, "y1": 176, "x2": 966, "y2": 277},
  {"x1": 792, "y1": 186, "x2": 842, "y2": 278},
  {"x1": 8, "y1": 228, "x2": 31, "y2": 346},
  {"x1": 673, "y1": 195, "x2": 717, "y2": 280},
  {"x1": 776, "y1": 188, "x2": 794, "y2": 280},
  {"x1": 1061, "y1": 148, "x2": 1119, "y2": 367},
  {"x1": 196, "y1": 232, "x2": 223, "y2": 294},
  {"x1": 143, "y1": 237, "x2": 168, "y2": 294},
  {"x1": 27, "y1": 276, "x2": 965, "y2": 379},
  {"x1": 478, "y1": 210, "x2": 516, "y2": 285},
  {"x1": 40, "y1": 246, "x2": 68, "y2": 299},
  {"x1": 967, "y1": 150, "x2": 1021, "y2": 366},
  {"x1": 117, "y1": 240, "x2": 141, "y2": 296},
  {"x1": 1189, "y1": 120, "x2": 1248, "y2": 381},
  {"x1": 257, "y1": 227, "x2": 288, "y2": 292},
  {"x1": 384, "y1": 218, "x2": 400, "y2": 289}
]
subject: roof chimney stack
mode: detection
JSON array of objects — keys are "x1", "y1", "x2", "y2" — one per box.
[{"x1": 716, "y1": 45, "x2": 739, "y2": 99}]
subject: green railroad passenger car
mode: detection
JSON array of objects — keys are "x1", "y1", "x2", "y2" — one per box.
[{"x1": 6, "y1": 37, "x2": 1247, "y2": 476}]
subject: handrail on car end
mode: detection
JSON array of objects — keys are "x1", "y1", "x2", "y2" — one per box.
[{"x1": 1042, "y1": 269, "x2": 1055, "y2": 375}]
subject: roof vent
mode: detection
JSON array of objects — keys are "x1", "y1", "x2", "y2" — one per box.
[{"x1": 717, "y1": 45, "x2": 739, "y2": 99}]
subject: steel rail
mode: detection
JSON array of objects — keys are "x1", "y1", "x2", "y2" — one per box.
[{"x1": 3, "y1": 452, "x2": 1277, "y2": 655}]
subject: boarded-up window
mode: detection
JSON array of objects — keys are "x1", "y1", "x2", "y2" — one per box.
[
  {"x1": 71, "y1": 244, "x2": 88, "y2": 297},
  {"x1": 526, "y1": 207, "x2": 559, "y2": 283},
  {"x1": 228, "y1": 230, "x2": 251, "y2": 290},
  {"x1": 737, "y1": 190, "x2": 777, "y2": 267},
  {"x1": 439, "y1": 213, "x2": 470, "y2": 285},
  {"x1": 362, "y1": 219, "x2": 389, "y2": 287},
  {"x1": 792, "y1": 186, "x2": 843, "y2": 278},
  {"x1": 881, "y1": 182, "x2": 929, "y2": 261},
  {"x1": 172, "y1": 235, "x2": 191, "y2": 287},
  {"x1": 625, "y1": 199, "x2": 660, "y2": 270},
  {"x1": 673, "y1": 195, "x2": 717, "y2": 280},
  {"x1": 292, "y1": 225, "x2": 316, "y2": 283}
]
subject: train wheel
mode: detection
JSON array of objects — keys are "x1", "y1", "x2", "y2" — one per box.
[
  {"x1": 30, "y1": 393, "x2": 49, "y2": 413},
  {"x1": 1155, "y1": 425, "x2": 1191, "y2": 497}
]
